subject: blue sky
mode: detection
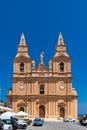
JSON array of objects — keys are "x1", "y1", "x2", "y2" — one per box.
[{"x1": 0, "y1": 0, "x2": 87, "y2": 114}]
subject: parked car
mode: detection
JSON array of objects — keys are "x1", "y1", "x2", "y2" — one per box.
[
  {"x1": 63, "y1": 118, "x2": 76, "y2": 122},
  {"x1": 12, "y1": 117, "x2": 27, "y2": 129},
  {"x1": 1, "y1": 119, "x2": 18, "y2": 130},
  {"x1": 0, "y1": 118, "x2": 3, "y2": 130},
  {"x1": 33, "y1": 118, "x2": 43, "y2": 126},
  {"x1": 79, "y1": 115, "x2": 87, "y2": 126}
]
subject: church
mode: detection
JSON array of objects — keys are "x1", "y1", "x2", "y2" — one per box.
[{"x1": 7, "y1": 33, "x2": 77, "y2": 119}]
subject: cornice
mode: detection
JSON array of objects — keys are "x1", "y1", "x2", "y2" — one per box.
[
  {"x1": 7, "y1": 94, "x2": 77, "y2": 100},
  {"x1": 52, "y1": 55, "x2": 70, "y2": 62},
  {"x1": 12, "y1": 77, "x2": 72, "y2": 83},
  {"x1": 14, "y1": 56, "x2": 32, "y2": 62}
]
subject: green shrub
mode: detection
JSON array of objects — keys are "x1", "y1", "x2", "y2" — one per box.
[{"x1": 25, "y1": 119, "x2": 32, "y2": 125}]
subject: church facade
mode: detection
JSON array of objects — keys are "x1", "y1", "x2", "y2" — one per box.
[{"x1": 7, "y1": 33, "x2": 77, "y2": 119}]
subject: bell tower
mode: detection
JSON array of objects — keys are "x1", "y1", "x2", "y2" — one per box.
[
  {"x1": 11, "y1": 33, "x2": 32, "y2": 111},
  {"x1": 13, "y1": 33, "x2": 32, "y2": 75},
  {"x1": 52, "y1": 32, "x2": 71, "y2": 75}
]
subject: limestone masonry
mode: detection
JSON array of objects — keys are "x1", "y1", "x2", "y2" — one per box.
[{"x1": 7, "y1": 32, "x2": 78, "y2": 119}]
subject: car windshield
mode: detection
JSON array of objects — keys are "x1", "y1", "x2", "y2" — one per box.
[
  {"x1": 34, "y1": 118, "x2": 41, "y2": 121},
  {"x1": 2, "y1": 119, "x2": 12, "y2": 124}
]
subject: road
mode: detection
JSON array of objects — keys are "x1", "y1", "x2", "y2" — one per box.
[{"x1": 25, "y1": 122, "x2": 87, "y2": 130}]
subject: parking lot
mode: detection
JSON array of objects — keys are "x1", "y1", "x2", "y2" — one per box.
[{"x1": 25, "y1": 122, "x2": 87, "y2": 130}]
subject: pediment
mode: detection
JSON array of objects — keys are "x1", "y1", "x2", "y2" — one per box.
[
  {"x1": 17, "y1": 102, "x2": 26, "y2": 107},
  {"x1": 36, "y1": 64, "x2": 48, "y2": 72},
  {"x1": 58, "y1": 102, "x2": 66, "y2": 107}
]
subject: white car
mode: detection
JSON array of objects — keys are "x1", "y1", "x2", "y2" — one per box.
[
  {"x1": 2, "y1": 119, "x2": 12, "y2": 130},
  {"x1": 17, "y1": 119, "x2": 27, "y2": 129},
  {"x1": 1, "y1": 119, "x2": 17, "y2": 130},
  {"x1": 63, "y1": 118, "x2": 76, "y2": 122},
  {"x1": 12, "y1": 117, "x2": 27, "y2": 129}
]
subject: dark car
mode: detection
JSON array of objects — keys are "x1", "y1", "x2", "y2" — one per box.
[
  {"x1": 0, "y1": 118, "x2": 3, "y2": 130},
  {"x1": 33, "y1": 118, "x2": 43, "y2": 126},
  {"x1": 79, "y1": 115, "x2": 87, "y2": 126}
]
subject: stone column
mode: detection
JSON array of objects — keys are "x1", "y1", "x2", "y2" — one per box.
[
  {"x1": 28, "y1": 101, "x2": 30, "y2": 116},
  {"x1": 56, "y1": 101, "x2": 58, "y2": 117},
  {"x1": 49, "y1": 101, "x2": 50, "y2": 116}
]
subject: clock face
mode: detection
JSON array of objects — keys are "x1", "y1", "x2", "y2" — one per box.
[
  {"x1": 19, "y1": 86, "x2": 24, "y2": 90},
  {"x1": 59, "y1": 85, "x2": 64, "y2": 90}
]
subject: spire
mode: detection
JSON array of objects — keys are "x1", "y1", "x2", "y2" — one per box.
[
  {"x1": 54, "y1": 32, "x2": 69, "y2": 57},
  {"x1": 58, "y1": 32, "x2": 64, "y2": 45},
  {"x1": 19, "y1": 33, "x2": 26, "y2": 46},
  {"x1": 15, "y1": 33, "x2": 30, "y2": 58}
]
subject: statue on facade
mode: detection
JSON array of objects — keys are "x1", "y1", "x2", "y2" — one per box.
[
  {"x1": 32, "y1": 60, "x2": 35, "y2": 69},
  {"x1": 40, "y1": 52, "x2": 44, "y2": 64},
  {"x1": 49, "y1": 60, "x2": 52, "y2": 69}
]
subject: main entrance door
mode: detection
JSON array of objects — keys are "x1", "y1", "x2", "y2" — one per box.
[
  {"x1": 60, "y1": 107, "x2": 65, "y2": 118},
  {"x1": 39, "y1": 105, "x2": 45, "y2": 118}
]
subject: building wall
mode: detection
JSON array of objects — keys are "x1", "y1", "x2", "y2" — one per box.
[{"x1": 7, "y1": 33, "x2": 78, "y2": 119}]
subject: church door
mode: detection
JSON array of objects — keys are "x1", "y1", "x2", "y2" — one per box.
[
  {"x1": 39, "y1": 105, "x2": 45, "y2": 118},
  {"x1": 60, "y1": 107, "x2": 65, "y2": 118}
]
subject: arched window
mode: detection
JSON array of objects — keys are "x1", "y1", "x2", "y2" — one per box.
[
  {"x1": 60, "y1": 62, "x2": 64, "y2": 72},
  {"x1": 40, "y1": 85, "x2": 44, "y2": 94},
  {"x1": 20, "y1": 63, "x2": 24, "y2": 72},
  {"x1": 20, "y1": 107, "x2": 24, "y2": 112}
]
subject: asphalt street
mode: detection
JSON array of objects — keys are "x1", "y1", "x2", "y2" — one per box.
[{"x1": 26, "y1": 122, "x2": 87, "y2": 130}]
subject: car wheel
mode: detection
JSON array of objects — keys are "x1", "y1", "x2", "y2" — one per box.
[{"x1": 19, "y1": 124, "x2": 22, "y2": 129}]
